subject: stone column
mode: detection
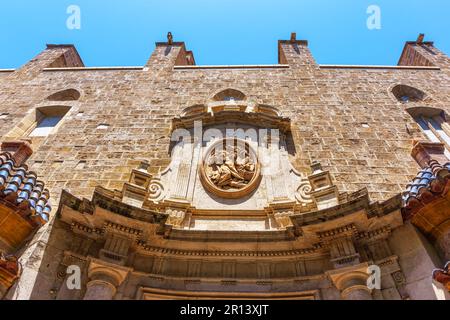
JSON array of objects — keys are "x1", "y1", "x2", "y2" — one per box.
[
  {"x1": 327, "y1": 263, "x2": 373, "y2": 300},
  {"x1": 84, "y1": 281, "x2": 116, "y2": 300},
  {"x1": 341, "y1": 285, "x2": 373, "y2": 300},
  {"x1": 83, "y1": 259, "x2": 130, "y2": 300}
]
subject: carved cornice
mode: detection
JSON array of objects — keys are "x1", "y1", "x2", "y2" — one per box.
[
  {"x1": 374, "y1": 255, "x2": 399, "y2": 268},
  {"x1": 165, "y1": 228, "x2": 296, "y2": 242},
  {"x1": 70, "y1": 221, "x2": 104, "y2": 239},
  {"x1": 139, "y1": 287, "x2": 320, "y2": 300},
  {"x1": 290, "y1": 189, "x2": 370, "y2": 227},
  {"x1": 317, "y1": 224, "x2": 357, "y2": 240},
  {"x1": 104, "y1": 221, "x2": 143, "y2": 238},
  {"x1": 58, "y1": 188, "x2": 168, "y2": 228},
  {"x1": 136, "y1": 241, "x2": 323, "y2": 258},
  {"x1": 355, "y1": 226, "x2": 391, "y2": 243},
  {"x1": 172, "y1": 109, "x2": 291, "y2": 133},
  {"x1": 59, "y1": 180, "x2": 402, "y2": 247},
  {"x1": 291, "y1": 190, "x2": 402, "y2": 228}
]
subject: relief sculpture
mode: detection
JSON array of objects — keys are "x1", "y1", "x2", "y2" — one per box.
[
  {"x1": 200, "y1": 139, "x2": 261, "y2": 198},
  {"x1": 207, "y1": 147, "x2": 255, "y2": 190}
]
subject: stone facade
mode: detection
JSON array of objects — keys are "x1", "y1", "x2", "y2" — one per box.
[{"x1": 0, "y1": 33, "x2": 449, "y2": 300}]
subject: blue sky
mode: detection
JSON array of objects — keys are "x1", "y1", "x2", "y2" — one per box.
[{"x1": 0, "y1": 0, "x2": 449, "y2": 68}]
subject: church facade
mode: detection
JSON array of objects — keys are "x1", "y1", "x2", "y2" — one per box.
[{"x1": 0, "y1": 33, "x2": 449, "y2": 300}]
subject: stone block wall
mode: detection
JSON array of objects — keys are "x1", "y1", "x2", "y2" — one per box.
[
  {"x1": 0, "y1": 36, "x2": 449, "y2": 299},
  {"x1": 0, "y1": 38, "x2": 448, "y2": 208}
]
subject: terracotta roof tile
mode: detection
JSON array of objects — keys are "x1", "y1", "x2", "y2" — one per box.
[{"x1": 0, "y1": 152, "x2": 51, "y2": 225}]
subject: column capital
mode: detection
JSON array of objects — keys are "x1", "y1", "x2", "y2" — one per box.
[
  {"x1": 87, "y1": 258, "x2": 131, "y2": 288},
  {"x1": 326, "y1": 262, "x2": 373, "y2": 299},
  {"x1": 83, "y1": 258, "x2": 132, "y2": 300}
]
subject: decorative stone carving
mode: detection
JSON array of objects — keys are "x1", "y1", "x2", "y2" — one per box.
[
  {"x1": 148, "y1": 178, "x2": 165, "y2": 202},
  {"x1": 307, "y1": 162, "x2": 339, "y2": 210},
  {"x1": 166, "y1": 208, "x2": 186, "y2": 227},
  {"x1": 318, "y1": 224, "x2": 360, "y2": 268},
  {"x1": 391, "y1": 270, "x2": 410, "y2": 300},
  {"x1": 200, "y1": 138, "x2": 261, "y2": 199},
  {"x1": 295, "y1": 179, "x2": 313, "y2": 204},
  {"x1": 273, "y1": 210, "x2": 294, "y2": 228},
  {"x1": 121, "y1": 161, "x2": 153, "y2": 208}
]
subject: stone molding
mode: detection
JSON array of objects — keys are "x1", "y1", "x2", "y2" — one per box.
[{"x1": 138, "y1": 287, "x2": 320, "y2": 300}]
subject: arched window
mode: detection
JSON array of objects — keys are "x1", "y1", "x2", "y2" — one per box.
[
  {"x1": 407, "y1": 106, "x2": 450, "y2": 158},
  {"x1": 213, "y1": 89, "x2": 246, "y2": 102},
  {"x1": 392, "y1": 85, "x2": 426, "y2": 103},
  {"x1": 46, "y1": 89, "x2": 81, "y2": 101}
]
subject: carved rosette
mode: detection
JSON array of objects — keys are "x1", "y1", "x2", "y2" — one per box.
[{"x1": 200, "y1": 138, "x2": 261, "y2": 199}]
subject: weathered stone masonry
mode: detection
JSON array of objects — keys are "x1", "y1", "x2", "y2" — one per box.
[{"x1": 0, "y1": 33, "x2": 449, "y2": 299}]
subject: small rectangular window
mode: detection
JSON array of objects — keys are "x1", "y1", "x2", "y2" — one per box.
[
  {"x1": 417, "y1": 117, "x2": 440, "y2": 143},
  {"x1": 419, "y1": 116, "x2": 450, "y2": 160},
  {"x1": 29, "y1": 115, "x2": 63, "y2": 137},
  {"x1": 430, "y1": 116, "x2": 450, "y2": 146}
]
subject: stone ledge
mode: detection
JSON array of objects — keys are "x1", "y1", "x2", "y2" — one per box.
[
  {"x1": 43, "y1": 66, "x2": 144, "y2": 71},
  {"x1": 174, "y1": 64, "x2": 290, "y2": 70},
  {"x1": 320, "y1": 64, "x2": 440, "y2": 70}
]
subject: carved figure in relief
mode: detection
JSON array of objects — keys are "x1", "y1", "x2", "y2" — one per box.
[{"x1": 206, "y1": 146, "x2": 255, "y2": 190}]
